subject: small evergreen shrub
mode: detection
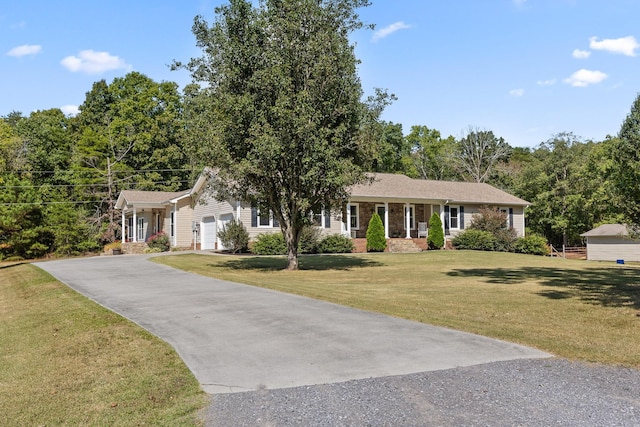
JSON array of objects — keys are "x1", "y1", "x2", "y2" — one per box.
[
  {"x1": 251, "y1": 232, "x2": 286, "y2": 255},
  {"x1": 318, "y1": 234, "x2": 354, "y2": 253},
  {"x1": 514, "y1": 233, "x2": 550, "y2": 256},
  {"x1": 452, "y1": 229, "x2": 495, "y2": 251},
  {"x1": 299, "y1": 226, "x2": 321, "y2": 254},
  {"x1": 217, "y1": 219, "x2": 249, "y2": 254},
  {"x1": 427, "y1": 212, "x2": 444, "y2": 249},
  {"x1": 493, "y1": 227, "x2": 518, "y2": 252},
  {"x1": 366, "y1": 212, "x2": 386, "y2": 252},
  {"x1": 147, "y1": 232, "x2": 170, "y2": 252}
]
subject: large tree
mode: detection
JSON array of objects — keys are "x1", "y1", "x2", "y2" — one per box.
[
  {"x1": 176, "y1": 0, "x2": 382, "y2": 270},
  {"x1": 611, "y1": 93, "x2": 640, "y2": 227},
  {"x1": 405, "y1": 125, "x2": 457, "y2": 180},
  {"x1": 455, "y1": 126, "x2": 511, "y2": 183}
]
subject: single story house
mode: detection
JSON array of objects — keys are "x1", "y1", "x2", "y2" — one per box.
[
  {"x1": 580, "y1": 224, "x2": 640, "y2": 262},
  {"x1": 115, "y1": 170, "x2": 529, "y2": 251}
]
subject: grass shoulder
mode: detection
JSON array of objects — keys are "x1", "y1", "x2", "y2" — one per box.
[
  {"x1": 153, "y1": 251, "x2": 640, "y2": 368},
  {"x1": 0, "y1": 263, "x2": 207, "y2": 426}
]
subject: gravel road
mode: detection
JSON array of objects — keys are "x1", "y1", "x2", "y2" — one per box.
[{"x1": 205, "y1": 358, "x2": 640, "y2": 426}]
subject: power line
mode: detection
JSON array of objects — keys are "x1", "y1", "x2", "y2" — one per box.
[
  {"x1": 9, "y1": 168, "x2": 198, "y2": 175},
  {"x1": 0, "y1": 180, "x2": 191, "y2": 190}
]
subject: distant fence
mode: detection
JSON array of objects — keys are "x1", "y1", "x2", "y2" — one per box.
[{"x1": 549, "y1": 244, "x2": 586, "y2": 259}]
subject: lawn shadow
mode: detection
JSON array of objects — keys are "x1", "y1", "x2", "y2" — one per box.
[
  {"x1": 448, "y1": 266, "x2": 640, "y2": 309},
  {"x1": 215, "y1": 254, "x2": 383, "y2": 272}
]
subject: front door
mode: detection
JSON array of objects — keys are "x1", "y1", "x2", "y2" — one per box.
[{"x1": 376, "y1": 205, "x2": 386, "y2": 231}]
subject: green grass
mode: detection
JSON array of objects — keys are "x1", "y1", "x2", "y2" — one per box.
[
  {"x1": 0, "y1": 263, "x2": 208, "y2": 426},
  {"x1": 153, "y1": 251, "x2": 640, "y2": 368}
]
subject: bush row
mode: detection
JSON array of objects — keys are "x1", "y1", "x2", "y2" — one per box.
[
  {"x1": 251, "y1": 228, "x2": 354, "y2": 255},
  {"x1": 452, "y1": 230, "x2": 549, "y2": 256}
]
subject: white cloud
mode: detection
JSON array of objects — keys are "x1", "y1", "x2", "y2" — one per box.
[
  {"x1": 6, "y1": 44, "x2": 42, "y2": 57},
  {"x1": 589, "y1": 36, "x2": 639, "y2": 56},
  {"x1": 372, "y1": 21, "x2": 412, "y2": 42},
  {"x1": 60, "y1": 105, "x2": 80, "y2": 116},
  {"x1": 537, "y1": 78, "x2": 557, "y2": 86},
  {"x1": 563, "y1": 69, "x2": 607, "y2": 87},
  {"x1": 60, "y1": 50, "x2": 131, "y2": 74},
  {"x1": 509, "y1": 89, "x2": 525, "y2": 97},
  {"x1": 572, "y1": 49, "x2": 591, "y2": 59}
]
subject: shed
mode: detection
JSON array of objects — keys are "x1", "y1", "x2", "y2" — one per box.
[{"x1": 580, "y1": 224, "x2": 640, "y2": 262}]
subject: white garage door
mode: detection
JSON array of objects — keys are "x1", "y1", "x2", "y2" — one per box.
[
  {"x1": 217, "y1": 214, "x2": 234, "y2": 250},
  {"x1": 201, "y1": 216, "x2": 216, "y2": 250}
]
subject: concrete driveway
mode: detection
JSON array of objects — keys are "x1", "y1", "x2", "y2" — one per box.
[{"x1": 36, "y1": 254, "x2": 549, "y2": 394}]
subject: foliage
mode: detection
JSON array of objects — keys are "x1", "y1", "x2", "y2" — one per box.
[
  {"x1": 427, "y1": 212, "x2": 444, "y2": 249},
  {"x1": 452, "y1": 229, "x2": 495, "y2": 251},
  {"x1": 251, "y1": 232, "x2": 287, "y2": 255},
  {"x1": 405, "y1": 125, "x2": 458, "y2": 180},
  {"x1": 366, "y1": 212, "x2": 387, "y2": 252},
  {"x1": 299, "y1": 226, "x2": 322, "y2": 255},
  {"x1": 369, "y1": 121, "x2": 409, "y2": 174},
  {"x1": 611, "y1": 93, "x2": 640, "y2": 227},
  {"x1": 467, "y1": 206, "x2": 517, "y2": 252},
  {"x1": 318, "y1": 234, "x2": 355, "y2": 253},
  {"x1": 147, "y1": 232, "x2": 170, "y2": 252},
  {"x1": 103, "y1": 241, "x2": 122, "y2": 252},
  {"x1": 514, "y1": 233, "x2": 550, "y2": 256},
  {"x1": 217, "y1": 219, "x2": 249, "y2": 254},
  {"x1": 176, "y1": 0, "x2": 385, "y2": 270}
]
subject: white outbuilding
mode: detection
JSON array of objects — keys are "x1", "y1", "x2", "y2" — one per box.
[{"x1": 581, "y1": 224, "x2": 640, "y2": 262}]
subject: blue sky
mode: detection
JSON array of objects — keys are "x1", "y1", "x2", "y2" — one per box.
[{"x1": 2, "y1": 0, "x2": 639, "y2": 147}]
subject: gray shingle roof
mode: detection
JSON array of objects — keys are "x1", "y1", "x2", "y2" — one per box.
[
  {"x1": 580, "y1": 224, "x2": 629, "y2": 237},
  {"x1": 350, "y1": 173, "x2": 529, "y2": 205},
  {"x1": 117, "y1": 189, "x2": 190, "y2": 206}
]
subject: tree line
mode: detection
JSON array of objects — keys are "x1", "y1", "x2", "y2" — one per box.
[{"x1": 2, "y1": 69, "x2": 639, "y2": 260}]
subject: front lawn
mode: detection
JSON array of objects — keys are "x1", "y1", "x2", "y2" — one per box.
[
  {"x1": 0, "y1": 263, "x2": 207, "y2": 426},
  {"x1": 153, "y1": 251, "x2": 640, "y2": 368}
]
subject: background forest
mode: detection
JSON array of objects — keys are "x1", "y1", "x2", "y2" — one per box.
[{"x1": 2, "y1": 70, "x2": 640, "y2": 260}]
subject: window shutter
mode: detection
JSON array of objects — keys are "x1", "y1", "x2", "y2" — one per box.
[
  {"x1": 459, "y1": 206, "x2": 465, "y2": 229},
  {"x1": 444, "y1": 206, "x2": 450, "y2": 234},
  {"x1": 324, "y1": 211, "x2": 331, "y2": 228},
  {"x1": 509, "y1": 208, "x2": 514, "y2": 228},
  {"x1": 251, "y1": 205, "x2": 257, "y2": 227}
]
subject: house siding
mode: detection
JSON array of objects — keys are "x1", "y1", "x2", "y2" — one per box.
[
  {"x1": 586, "y1": 236, "x2": 640, "y2": 262},
  {"x1": 174, "y1": 198, "x2": 194, "y2": 248}
]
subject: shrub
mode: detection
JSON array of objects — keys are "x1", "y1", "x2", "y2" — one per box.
[
  {"x1": 217, "y1": 219, "x2": 249, "y2": 254},
  {"x1": 366, "y1": 212, "x2": 386, "y2": 252},
  {"x1": 427, "y1": 212, "x2": 444, "y2": 249},
  {"x1": 103, "y1": 241, "x2": 121, "y2": 252},
  {"x1": 299, "y1": 226, "x2": 321, "y2": 254},
  {"x1": 318, "y1": 234, "x2": 354, "y2": 253},
  {"x1": 494, "y1": 227, "x2": 519, "y2": 252},
  {"x1": 251, "y1": 232, "x2": 286, "y2": 255},
  {"x1": 452, "y1": 229, "x2": 495, "y2": 251},
  {"x1": 514, "y1": 233, "x2": 550, "y2": 256},
  {"x1": 147, "y1": 232, "x2": 170, "y2": 252},
  {"x1": 143, "y1": 247, "x2": 164, "y2": 254},
  {"x1": 469, "y1": 207, "x2": 509, "y2": 234}
]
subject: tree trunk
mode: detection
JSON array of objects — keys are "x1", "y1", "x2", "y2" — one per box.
[{"x1": 283, "y1": 226, "x2": 300, "y2": 271}]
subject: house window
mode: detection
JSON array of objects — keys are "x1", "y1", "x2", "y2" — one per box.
[
  {"x1": 137, "y1": 218, "x2": 144, "y2": 241},
  {"x1": 312, "y1": 209, "x2": 331, "y2": 229},
  {"x1": 349, "y1": 204, "x2": 359, "y2": 230},
  {"x1": 449, "y1": 206, "x2": 459, "y2": 230},
  {"x1": 155, "y1": 213, "x2": 162, "y2": 235},
  {"x1": 251, "y1": 203, "x2": 279, "y2": 228},
  {"x1": 404, "y1": 205, "x2": 415, "y2": 230}
]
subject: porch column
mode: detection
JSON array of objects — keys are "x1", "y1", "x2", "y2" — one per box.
[
  {"x1": 121, "y1": 210, "x2": 126, "y2": 244},
  {"x1": 346, "y1": 203, "x2": 352, "y2": 237},
  {"x1": 236, "y1": 200, "x2": 241, "y2": 220},
  {"x1": 440, "y1": 204, "x2": 446, "y2": 238},
  {"x1": 384, "y1": 202, "x2": 389, "y2": 239},
  {"x1": 132, "y1": 208, "x2": 137, "y2": 242},
  {"x1": 405, "y1": 203, "x2": 411, "y2": 239}
]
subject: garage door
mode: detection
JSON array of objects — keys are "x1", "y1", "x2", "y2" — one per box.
[
  {"x1": 201, "y1": 216, "x2": 216, "y2": 250},
  {"x1": 217, "y1": 214, "x2": 234, "y2": 250}
]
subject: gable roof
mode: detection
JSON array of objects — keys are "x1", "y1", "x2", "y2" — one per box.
[
  {"x1": 350, "y1": 173, "x2": 529, "y2": 206},
  {"x1": 580, "y1": 224, "x2": 629, "y2": 237},
  {"x1": 115, "y1": 189, "x2": 191, "y2": 210}
]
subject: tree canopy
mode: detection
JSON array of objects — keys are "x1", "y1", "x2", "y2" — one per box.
[{"x1": 176, "y1": 0, "x2": 381, "y2": 270}]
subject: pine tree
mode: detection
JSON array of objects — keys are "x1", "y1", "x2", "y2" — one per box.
[
  {"x1": 366, "y1": 212, "x2": 387, "y2": 252},
  {"x1": 427, "y1": 212, "x2": 444, "y2": 249}
]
